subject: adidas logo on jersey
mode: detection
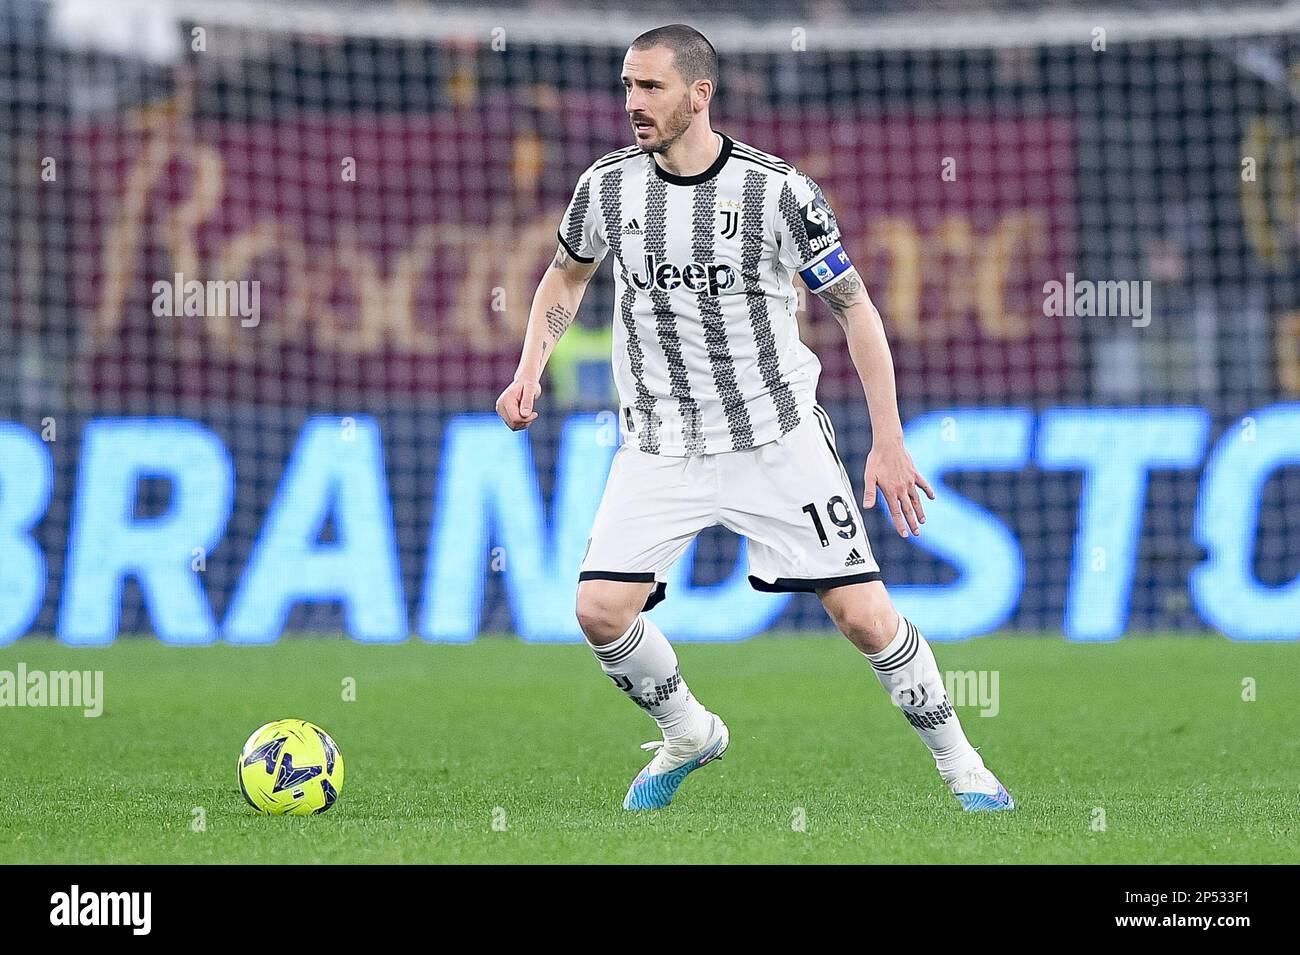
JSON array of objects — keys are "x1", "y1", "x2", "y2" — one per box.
[
  {"x1": 844, "y1": 548, "x2": 866, "y2": 567},
  {"x1": 623, "y1": 218, "x2": 643, "y2": 236},
  {"x1": 630, "y1": 252, "x2": 737, "y2": 297}
]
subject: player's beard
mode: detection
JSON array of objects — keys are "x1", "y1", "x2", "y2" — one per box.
[{"x1": 635, "y1": 91, "x2": 694, "y2": 154}]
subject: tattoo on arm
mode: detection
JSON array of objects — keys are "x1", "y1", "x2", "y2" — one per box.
[
  {"x1": 551, "y1": 245, "x2": 574, "y2": 271},
  {"x1": 550, "y1": 242, "x2": 602, "y2": 286},
  {"x1": 545, "y1": 304, "x2": 574, "y2": 339},
  {"x1": 542, "y1": 304, "x2": 574, "y2": 354},
  {"x1": 817, "y1": 272, "x2": 866, "y2": 316}
]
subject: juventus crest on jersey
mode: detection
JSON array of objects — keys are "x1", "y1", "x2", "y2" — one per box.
[{"x1": 557, "y1": 133, "x2": 857, "y2": 456}]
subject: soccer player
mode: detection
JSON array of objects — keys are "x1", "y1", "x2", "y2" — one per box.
[{"x1": 496, "y1": 24, "x2": 1014, "y2": 812}]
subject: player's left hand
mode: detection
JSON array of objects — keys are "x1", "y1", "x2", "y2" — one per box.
[{"x1": 863, "y1": 438, "x2": 935, "y2": 538}]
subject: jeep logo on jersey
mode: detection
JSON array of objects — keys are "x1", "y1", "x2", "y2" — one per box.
[
  {"x1": 630, "y1": 253, "x2": 737, "y2": 296},
  {"x1": 800, "y1": 193, "x2": 842, "y2": 253}
]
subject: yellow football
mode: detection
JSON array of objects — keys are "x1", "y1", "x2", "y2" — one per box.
[{"x1": 238, "y1": 719, "x2": 344, "y2": 815}]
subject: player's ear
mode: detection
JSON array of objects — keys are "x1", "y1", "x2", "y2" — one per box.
[{"x1": 693, "y1": 78, "x2": 713, "y2": 113}]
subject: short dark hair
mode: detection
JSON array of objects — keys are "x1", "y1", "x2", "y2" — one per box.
[{"x1": 629, "y1": 24, "x2": 718, "y2": 90}]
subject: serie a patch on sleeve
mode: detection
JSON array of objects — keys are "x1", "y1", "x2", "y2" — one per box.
[{"x1": 799, "y1": 245, "x2": 855, "y2": 293}]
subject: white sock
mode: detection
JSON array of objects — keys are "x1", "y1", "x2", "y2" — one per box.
[
  {"x1": 588, "y1": 614, "x2": 711, "y2": 744},
  {"x1": 865, "y1": 614, "x2": 983, "y2": 778}
]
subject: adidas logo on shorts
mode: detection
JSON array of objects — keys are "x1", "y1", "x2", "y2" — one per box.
[{"x1": 844, "y1": 548, "x2": 866, "y2": 567}]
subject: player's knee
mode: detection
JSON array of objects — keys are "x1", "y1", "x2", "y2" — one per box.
[
  {"x1": 826, "y1": 585, "x2": 898, "y2": 654},
  {"x1": 842, "y1": 609, "x2": 897, "y2": 654},
  {"x1": 575, "y1": 583, "x2": 640, "y2": 644}
]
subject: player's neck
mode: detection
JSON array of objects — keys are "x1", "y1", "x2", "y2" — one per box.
[{"x1": 653, "y1": 124, "x2": 722, "y2": 179}]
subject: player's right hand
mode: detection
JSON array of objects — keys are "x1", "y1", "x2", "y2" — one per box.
[{"x1": 496, "y1": 377, "x2": 542, "y2": 431}]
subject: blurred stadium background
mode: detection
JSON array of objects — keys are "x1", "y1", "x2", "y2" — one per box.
[{"x1": 2, "y1": 0, "x2": 1299, "y2": 645}]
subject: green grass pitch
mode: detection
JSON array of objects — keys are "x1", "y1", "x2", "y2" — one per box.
[{"x1": 1, "y1": 634, "x2": 1296, "y2": 863}]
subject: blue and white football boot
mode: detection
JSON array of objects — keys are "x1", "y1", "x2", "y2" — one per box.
[
  {"x1": 946, "y1": 765, "x2": 1016, "y2": 812},
  {"x1": 623, "y1": 713, "x2": 729, "y2": 811}
]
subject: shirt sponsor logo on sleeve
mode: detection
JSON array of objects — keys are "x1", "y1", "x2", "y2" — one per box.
[{"x1": 800, "y1": 195, "x2": 842, "y2": 252}]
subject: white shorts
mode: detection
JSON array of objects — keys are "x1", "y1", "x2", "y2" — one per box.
[{"x1": 579, "y1": 405, "x2": 881, "y2": 610}]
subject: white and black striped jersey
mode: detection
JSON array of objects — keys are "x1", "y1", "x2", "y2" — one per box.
[{"x1": 557, "y1": 132, "x2": 858, "y2": 456}]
